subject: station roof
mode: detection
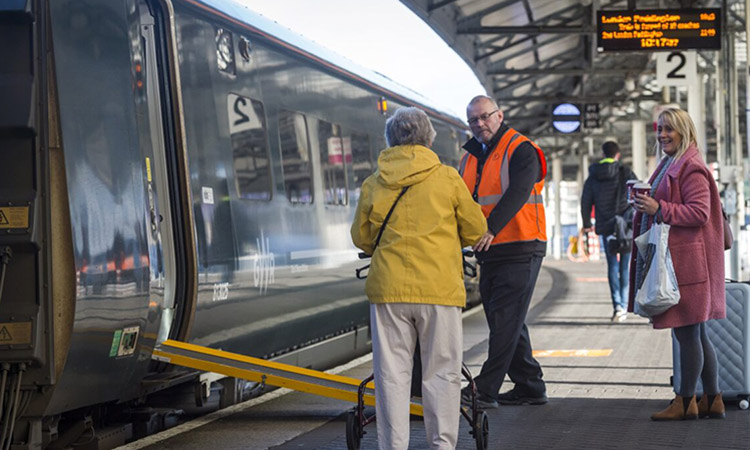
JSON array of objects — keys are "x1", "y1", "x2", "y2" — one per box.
[{"x1": 401, "y1": 0, "x2": 743, "y2": 171}]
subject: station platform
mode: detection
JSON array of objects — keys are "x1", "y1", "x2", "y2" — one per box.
[{"x1": 118, "y1": 259, "x2": 750, "y2": 450}]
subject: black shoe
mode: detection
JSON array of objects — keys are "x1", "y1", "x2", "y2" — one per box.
[
  {"x1": 497, "y1": 388, "x2": 548, "y2": 405},
  {"x1": 461, "y1": 386, "x2": 499, "y2": 409}
]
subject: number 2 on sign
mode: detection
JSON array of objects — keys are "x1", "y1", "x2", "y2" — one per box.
[{"x1": 233, "y1": 96, "x2": 250, "y2": 127}]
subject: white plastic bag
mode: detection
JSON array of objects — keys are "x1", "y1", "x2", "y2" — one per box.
[{"x1": 634, "y1": 223, "x2": 680, "y2": 318}]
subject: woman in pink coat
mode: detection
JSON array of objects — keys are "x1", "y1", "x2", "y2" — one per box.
[{"x1": 628, "y1": 107, "x2": 726, "y2": 421}]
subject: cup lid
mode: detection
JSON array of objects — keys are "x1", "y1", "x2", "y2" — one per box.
[
  {"x1": 626, "y1": 180, "x2": 639, "y2": 185},
  {"x1": 634, "y1": 182, "x2": 651, "y2": 189}
]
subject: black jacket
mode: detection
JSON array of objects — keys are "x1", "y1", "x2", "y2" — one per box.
[
  {"x1": 463, "y1": 123, "x2": 547, "y2": 262},
  {"x1": 581, "y1": 159, "x2": 636, "y2": 236}
]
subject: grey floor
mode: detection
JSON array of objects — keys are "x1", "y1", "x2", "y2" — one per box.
[{"x1": 131, "y1": 259, "x2": 750, "y2": 450}]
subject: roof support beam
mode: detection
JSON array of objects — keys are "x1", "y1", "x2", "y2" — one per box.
[
  {"x1": 495, "y1": 94, "x2": 656, "y2": 103},
  {"x1": 495, "y1": 73, "x2": 539, "y2": 92},
  {"x1": 427, "y1": 0, "x2": 459, "y2": 12},
  {"x1": 459, "y1": 0, "x2": 520, "y2": 26},
  {"x1": 476, "y1": 35, "x2": 509, "y2": 50},
  {"x1": 485, "y1": 34, "x2": 567, "y2": 67},
  {"x1": 521, "y1": 0, "x2": 542, "y2": 67},
  {"x1": 495, "y1": 46, "x2": 581, "y2": 74},
  {"x1": 477, "y1": 34, "x2": 537, "y2": 61},
  {"x1": 458, "y1": 25, "x2": 592, "y2": 35},
  {"x1": 475, "y1": 4, "x2": 585, "y2": 61},
  {"x1": 489, "y1": 68, "x2": 653, "y2": 76}
]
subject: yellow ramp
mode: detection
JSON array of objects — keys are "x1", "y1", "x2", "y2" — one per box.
[{"x1": 152, "y1": 339, "x2": 424, "y2": 416}]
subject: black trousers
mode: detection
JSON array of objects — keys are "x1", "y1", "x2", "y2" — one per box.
[{"x1": 475, "y1": 255, "x2": 546, "y2": 398}]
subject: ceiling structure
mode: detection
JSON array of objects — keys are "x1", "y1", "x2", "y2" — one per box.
[{"x1": 401, "y1": 0, "x2": 746, "y2": 178}]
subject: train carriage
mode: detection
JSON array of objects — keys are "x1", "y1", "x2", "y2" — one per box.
[{"x1": 0, "y1": 0, "x2": 471, "y2": 448}]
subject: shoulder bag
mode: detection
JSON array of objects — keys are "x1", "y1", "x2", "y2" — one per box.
[
  {"x1": 606, "y1": 167, "x2": 633, "y2": 254},
  {"x1": 355, "y1": 186, "x2": 410, "y2": 279},
  {"x1": 722, "y1": 206, "x2": 733, "y2": 250}
]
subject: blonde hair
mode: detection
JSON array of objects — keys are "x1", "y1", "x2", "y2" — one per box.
[{"x1": 654, "y1": 108, "x2": 700, "y2": 160}]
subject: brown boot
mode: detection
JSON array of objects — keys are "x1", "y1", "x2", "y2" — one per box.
[
  {"x1": 698, "y1": 393, "x2": 726, "y2": 419},
  {"x1": 651, "y1": 395, "x2": 698, "y2": 421}
]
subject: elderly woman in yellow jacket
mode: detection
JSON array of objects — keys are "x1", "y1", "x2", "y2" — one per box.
[{"x1": 351, "y1": 107, "x2": 486, "y2": 450}]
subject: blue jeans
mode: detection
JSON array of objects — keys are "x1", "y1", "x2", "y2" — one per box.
[{"x1": 601, "y1": 236, "x2": 630, "y2": 312}]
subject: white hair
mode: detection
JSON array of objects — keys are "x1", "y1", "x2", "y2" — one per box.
[{"x1": 384, "y1": 107, "x2": 436, "y2": 147}]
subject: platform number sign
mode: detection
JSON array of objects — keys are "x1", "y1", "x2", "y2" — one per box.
[
  {"x1": 228, "y1": 93, "x2": 262, "y2": 134},
  {"x1": 656, "y1": 51, "x2": 697, "y2": 87}
]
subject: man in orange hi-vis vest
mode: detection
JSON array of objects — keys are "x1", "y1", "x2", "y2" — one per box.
[{"x1": 459, "y1": 95, "x2": 548, "y2": 409}]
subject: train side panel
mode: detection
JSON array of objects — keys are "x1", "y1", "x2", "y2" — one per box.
[
  {"x1": 174, "y1": 5, "x2": 373, "y2": 361},
  {"x1": 45, "y1": 0, "x2": 163, "y2": 413}
]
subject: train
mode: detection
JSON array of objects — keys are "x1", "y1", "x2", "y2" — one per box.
[{"x1": 0, "y1": 0, "x2": 475, "y2": 448}]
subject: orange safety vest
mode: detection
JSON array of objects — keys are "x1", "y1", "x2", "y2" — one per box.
[{"x1": 459, "y1": 128, "x2": 547, "y2": 246}]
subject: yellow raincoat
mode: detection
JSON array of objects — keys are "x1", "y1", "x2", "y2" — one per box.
[{"x1": 351, "y1": 145, "x2": 486, "y2": 307}]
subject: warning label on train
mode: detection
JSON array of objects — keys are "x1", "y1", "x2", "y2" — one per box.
[
  {"x1": 0, "y1": 322, "x2": 32, "y2": 345},
  {"x1": 0, "y1": 206, "x2": 29, "y2": 229}
]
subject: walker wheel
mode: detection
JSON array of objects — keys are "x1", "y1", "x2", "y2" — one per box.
[
  {"x1": 474, "y1": 410, "x2": 489, "y2": 450},
  {"x1": 345, "y1": 410, "x2": 362, "y2": 450}
]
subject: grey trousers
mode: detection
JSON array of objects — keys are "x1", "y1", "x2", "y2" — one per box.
[{"x1": 371, "y1": 303, "x2": 462, "y2": 450}]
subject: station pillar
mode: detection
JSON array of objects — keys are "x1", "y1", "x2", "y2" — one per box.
[
  {"x1": 577, "y1": 140, "x2": 591, "y2": 230},
  {"x1": 552, "y1": 153, "x2": 563, "y2": 260},
  {"x1": 687, "y1": 80, "x2": 706, "y2": 152},
  {"x1": 631, "y1": 120, "x2": 647, "y2": 181}
]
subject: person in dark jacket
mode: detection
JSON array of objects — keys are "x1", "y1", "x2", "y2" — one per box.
[
  {"x1": 581, "y1": 141, "x2": 637, "y2": 322},
  {"x1": 458, "y1": 95, "x2": 548, "y2": 409}
]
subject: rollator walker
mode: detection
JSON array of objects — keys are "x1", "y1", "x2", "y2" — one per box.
[{"x1": 349, "y1": 251, "x2": 490, "y2": 450}]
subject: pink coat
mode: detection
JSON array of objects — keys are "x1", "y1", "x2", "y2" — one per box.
[{"x1": 628, "y1": 145, "x2": 726, "y2": 329}]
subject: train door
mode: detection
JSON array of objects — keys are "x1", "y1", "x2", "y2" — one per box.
[{"x1": 135, "y1": 0, "x2": 178, "y2": 341}]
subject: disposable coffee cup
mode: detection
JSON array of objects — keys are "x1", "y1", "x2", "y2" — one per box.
[
  {"x1": 632, "y1": 182, "x2": 651, "y2": 201},
  {"x1": 626, "y1": 180, "x2": 639, "y2": 204}
]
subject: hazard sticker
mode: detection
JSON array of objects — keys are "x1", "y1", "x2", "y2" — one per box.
[
  {"x1": 0, "y1": 322, "x2": 32, "y2": 346},
  {"x1": 0, "y1": 207, "x2": 29, "y2": 229},
  {"x1": 109, "y1": 329, "x2": 123, "y2": 357},
  {"x1": 145, "y1": 157, "x2": 152, "y2": 183}
]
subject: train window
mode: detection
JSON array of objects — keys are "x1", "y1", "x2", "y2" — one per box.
[
  {"x1": 349, "y1": 131, "x2": 373, "y2": 189},
  {"x1": 227, "y1": 93, "x2": 272, "y2": 201},
  {"x1": 215, "y1": 28, "x2": 236, "y2": 76},
  {"x1": 317, "y1": 120, "x2": 348, "y2": 205},
  {"x1": 278, "y1": 110, "x2": 313, "y2": 204}
]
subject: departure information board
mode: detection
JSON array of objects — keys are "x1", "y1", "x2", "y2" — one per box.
[{"x1": 597, "y1": 8, "x2": 721, "y2": 51}]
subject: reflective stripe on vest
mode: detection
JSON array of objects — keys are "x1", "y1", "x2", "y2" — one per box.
[{"x1": 458, "y1": 153, "x2": 469, "y2": 175}]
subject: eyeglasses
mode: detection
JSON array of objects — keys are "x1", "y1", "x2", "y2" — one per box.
[{"x1": 467, "y1": 109, "x2": 499, "y2": 126}]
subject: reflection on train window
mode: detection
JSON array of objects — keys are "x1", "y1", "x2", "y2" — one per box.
[
  {"x1": 238, "y1": 36, "x2": 252, "y2": 63},
  {"x1": 278, "y1": 110, "x2": 313, "y2": 204},
  {"x1": 317, "y1": 120, "x2": 348, "y2": 205},
  {"x1": 215, "y1": 27, "x2": 236, "y2": 76},
  {"x1": 227, "y1": 93, "x2": 271, "y2": 200},
  {"x1": 350, "y1": 131, "x2": 373, "y2": 189}
]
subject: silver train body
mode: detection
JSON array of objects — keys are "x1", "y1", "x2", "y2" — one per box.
[{"x1": 0, "y1": 0, "x2": 473, "y2": 447}]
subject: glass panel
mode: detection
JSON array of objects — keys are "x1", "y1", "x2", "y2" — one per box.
[
  {"x1": 227, "y1": 93, "x2": 271, "y2": 201},
  {"x1": 215, "y1": 27, "x2": 235, "y2": 76},
  {"x1": 278, "y1": 110, "x2": 313, "y2": 204},
  {"x1": 349, "y1": 131, "x2": 373, "y2": 190},
  {"x1": 317, "y1": 120, "x2": 347, "y2": 205}
]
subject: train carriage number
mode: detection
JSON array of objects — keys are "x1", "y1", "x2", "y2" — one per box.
[
  {"x1": 212, "y1": 282, "x2": 229, "y2": 302},
  {"x1": 228, "y1": 93, "x2": 261, "y2": 134}
]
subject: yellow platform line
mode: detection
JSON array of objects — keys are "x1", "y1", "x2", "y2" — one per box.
[
  {"x1": 533, "y1": 349, "x2": 613, "y2": 357},
  {"x1": 575, "y1": 277, "x2": 608, "y2": 283},
  {"x1": 153, "y1": 339, "x2": 424, "y2": 416}
]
